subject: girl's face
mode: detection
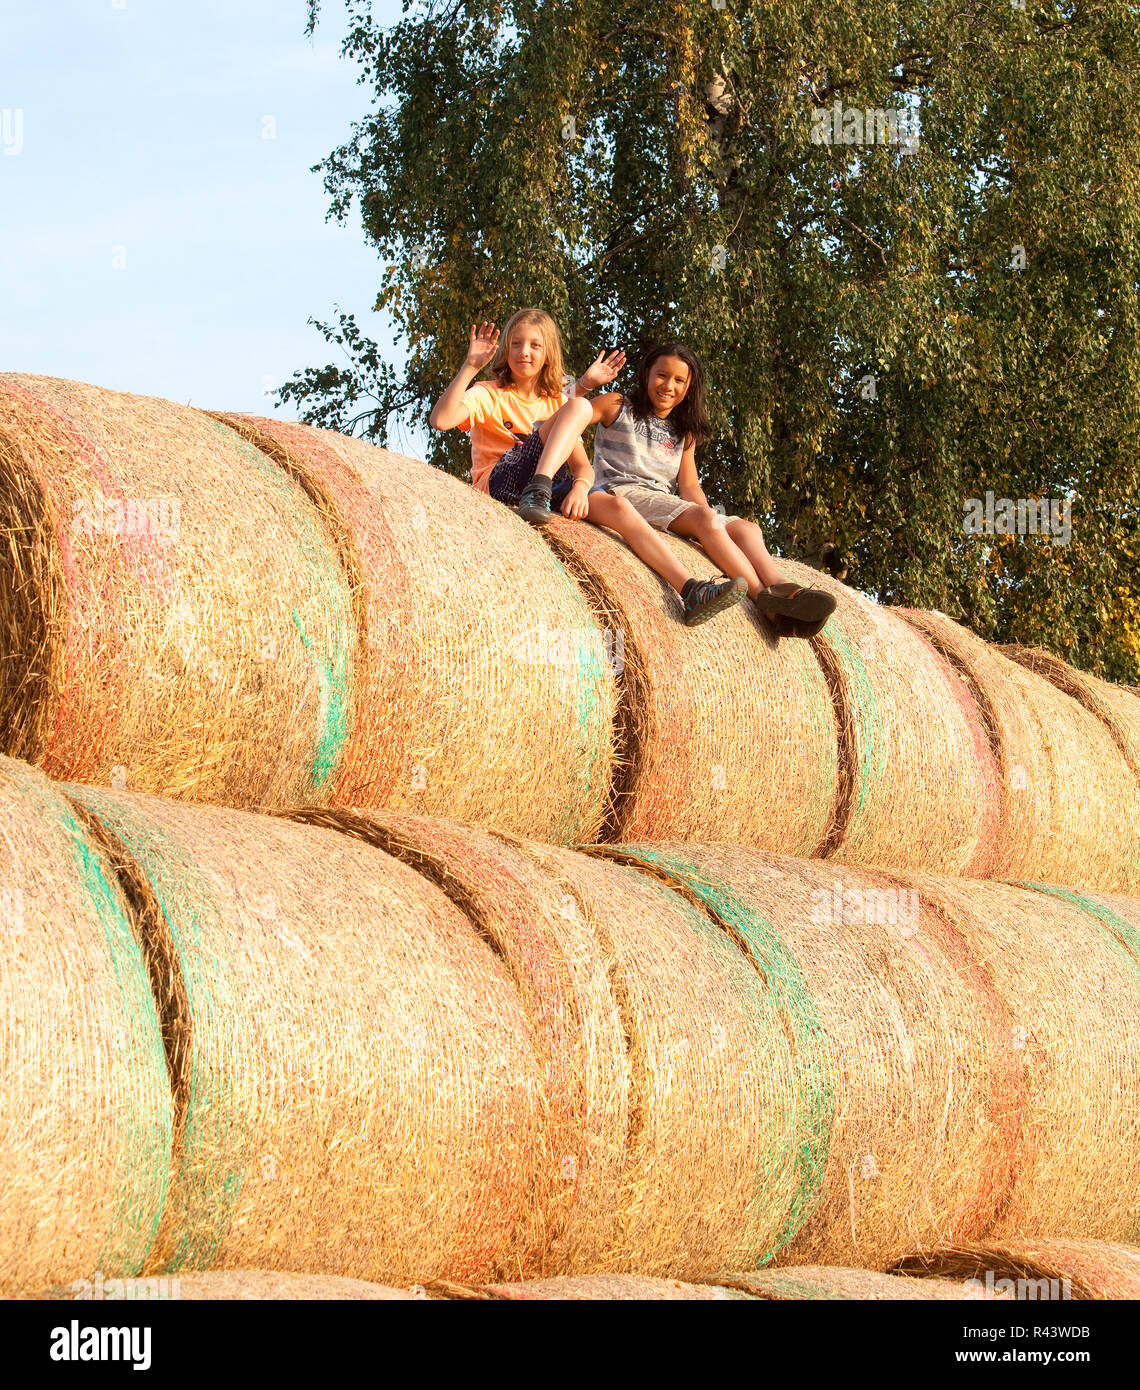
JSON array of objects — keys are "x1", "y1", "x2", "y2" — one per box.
[
  {"x1": 646, "y1": 355, "x2": 690, "y2": 415},
  {"x1": 507, "y1": 325, "x2": 547, "y2": 389}
]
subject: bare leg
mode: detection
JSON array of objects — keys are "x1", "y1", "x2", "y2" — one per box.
[
  {"x1": 532, "y1": 397, "x2": 597, "y2": 478},
  {"x1": 724, "y1": 517, "x2": 786, "y2": 590},
  {"x1": 586, "y1": 491, "x2": 692, "y2": 594},
  {"x1": 667, "y1": 506, "x2": 765, "y2": 598}
]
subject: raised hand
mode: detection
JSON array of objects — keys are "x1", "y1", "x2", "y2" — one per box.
[
  {"x1": 465, "y1": 321, "x2": 500, "y2": 371},
  {"x1": 577, "y1": 348, "x2": 627, "y2": 393}
]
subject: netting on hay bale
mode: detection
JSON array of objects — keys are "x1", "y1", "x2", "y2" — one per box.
[
  {"x1": 216, "y1": 416, "x2": 616, "y2": 844},
  {"x1": 895, "y1": 1238, "x2": 1140, "y2": 1300},
  {"x1": 899, "y1": 610, "x2": 1140, "y2": 892},
  {"x1": 287, "y1": 808, "x2": 629, "y2": 1278},
  {"x1": 293, "y1": 814, "x2": 810, "y2": 1279},
  {"x1": 770, "y1": 564, "x2": 1002, "y2": 877},
  {"x1": 597, "y1": 842, "x2": 1025, "y2": 1269},
  {"x1": 0, "y1": 376, "x2": 354, "y2": 807},
  {"x1": 541, "y1": 518, "x2": 839, "y2": 853},
  {"x1": 62, "y1": 784, "x2": 546, "y2": 1286},
  {"x1": 0, "y1": 756, "x2": 171, "y2": 1297}
]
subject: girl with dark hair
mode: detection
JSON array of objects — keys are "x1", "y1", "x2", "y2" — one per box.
[
  {"x1": 527, "y1": 342, "x2": 836, "y2": 636},
  {"x1": 433, "y1": 317, "x2": 748, "y2": 627}
]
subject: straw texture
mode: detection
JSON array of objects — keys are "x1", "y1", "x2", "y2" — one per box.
[
  {"x1": 496, "y1": 835, "x2": 809, "y2": 1276},
  {"x1": 286, "y1": 809, "x2": 628, "y2": 1277},
  {"x1": 0, "y1": 755, "x2": 171, "y2": 1296},
  {"x1": 887, "y1": 872, "x2": 1140, "y2": 1244},
  {"x1": 605, "y1": 843, "x2": 1022, "y2": 1268},
  {"x1": 216, "y1": 417, "x2": 616, "y2": 843},
  {"x1": 543, "y1": 518, "x2": 838, "y2": 852},
  {"x1": 0, "y1": 375, "x2": 353, "y2": 806},
  {"x1": 63, "y1": 784, "x2": 545, "y2": 1285},
  {"x1": 713, "y1": 1267, "x2": 994, "y2": 1301},
  {"x1": 777, "y1": 564, "x2": 1000, "y2": 875},
  {"x1": 896, "y1": 1238, "x2": 1140, "y2": 1300},
  {"x1": 1002, "y1": 643, "x2": 1140, "y2": 891},
  {"x1": 899, "y1": 610, "x2": 1140, "y2": 891}
]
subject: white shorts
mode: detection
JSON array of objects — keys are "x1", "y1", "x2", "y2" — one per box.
[{"x1": 593, "y1": 483, "x2": 739, "y2": 533}]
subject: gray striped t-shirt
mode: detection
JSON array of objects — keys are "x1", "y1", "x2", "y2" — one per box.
[{"x1": 592, "y1": 400, "x2": 686, "y2": 493}]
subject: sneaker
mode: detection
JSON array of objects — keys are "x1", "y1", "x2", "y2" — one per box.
[
  {"x1": 681, "y1": 575, "x2": 748, "y2": 627},
  {"x1": 757, "y1": 581, "x2": 837, "y2": 638},
  {"x1": 517, "y1": 476, "x2": 553, "y2": 525}
]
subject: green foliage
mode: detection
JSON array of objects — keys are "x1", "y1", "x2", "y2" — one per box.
[{"x1": 288, "y1": 0, "x2": 1140, "y2": 681}]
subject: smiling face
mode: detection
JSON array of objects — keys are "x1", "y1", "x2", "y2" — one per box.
[
  {"x1": 506, "y1": 324, "x2": 547, "y2": 392},
  {"x1": 645, "y1": 354, "x2": 691, "y2": 416}
]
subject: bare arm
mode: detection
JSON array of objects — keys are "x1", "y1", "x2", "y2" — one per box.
[
  {"x1": 429, "y1": 322, "x2": 499, "y2": 430},
  {"x1": 675, "y1": 439, "x2": 708, "y2": 504},
  {"x1": 573, "y1": 349, "x2": 627, "y2": 397}
]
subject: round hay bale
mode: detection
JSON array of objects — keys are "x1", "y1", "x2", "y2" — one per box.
[
  {"x1": 542, "y1": 517, "x2": 838, "y2": 853},
  {"x1": 885, "y1": 872, "x2": 1140, "y2": 1244},
  {"x1": 602, "y1": 843, "x2": 1023, "y2": 1268},
  {"x1": 35, "y1": 1270, "x2": 416, "y2": 1300},
  {"x1": 434, "y1": 1275, "x2": 751, "y2": 1300},
  {"x1": 0, "y1": 755, "x2": 171, "y2": 1296},
  {"x1": 1001, "y1": 643, "x2": 1140, "y2": 892},
  {"x1": 895, "y1": 1238, "x2": 1140, "y2": 1300},
  {"x1": 0, "y1": 375, "x2": 354, "y2": 807},
  {"x1": 62, "y1": 784, "x2": 546, "y2": 1285},
  {"x1": 491, "y1": 836, "x2": 808, "y2": 1277},
  {"x1": 286, "y1": 808, "x2": 628, "y2": 1277},
  {"x1": 775, "y1": 564, "x2": 1001, "y2": 875},
  {"x1": 216, "y1": 416, "x2": 616, "y2": 843},
  {"x1": 713, "y1": 1267, "x2": 996, "y2": 1301},
  {"x1": 898, "y1": 610, "x2": 1140, "y2": 891}
]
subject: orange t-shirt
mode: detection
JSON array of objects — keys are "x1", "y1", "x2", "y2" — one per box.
[{"x1": 457, "y1": 381, "x2": 566, "y2": 491}]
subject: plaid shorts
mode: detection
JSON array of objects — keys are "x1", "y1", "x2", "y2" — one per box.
[{"x1": 487, "y1": 427, "x2": 574, "y2": 507}]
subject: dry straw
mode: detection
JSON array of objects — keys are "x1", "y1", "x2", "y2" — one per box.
[
  {"x1": 497, "y1": 834, "x2": 810, "y2": 1277},
  {"x1": 217, "y1": 416, "x2": 616, "y2": 844},
  {"x1": 543, "y1": 518, "x2": 838, "y2": 853},
  {"x1": 1002, "y1": 642, "x2": 1140, "y2": 891},
  {"x1": 431, "y1": 1275, "x2": 752, "y2": 1300},
  {"x1": 0, "y1": 376, "x2": 355, "y2": 807},
  {"x1": 776, "y1": 563, "x2": 1001, "y2": 875},
  {"x1": 604, "y1": 842, "x2": 1024, "y2": 1269},
  {"x1": 884, "y1": 872, "x2": 1140, "y2": 1245},
  {"x1": 899, "y1": 610, "x2": 1139, "y2": 891},
  {"x1": 286, "y1": 808, "x2": 629, "y2": 1277},
  {"x1": 0, "y1": 755, "x2": 171, "y2": 1296},
  {"x1": 895, "y1": 1238, "x2": 1140, "y2": 1300},
  {"x1": 63, "y1": 784, "x2": 546, "y2": 1285},
  {"x1": 713, "y1": 1267, "x2": 992, "y2": 1301}
]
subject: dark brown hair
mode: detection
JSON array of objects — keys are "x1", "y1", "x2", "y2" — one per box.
[{"x1": 628, "y1": 342, "x2": 712, "y2": 449}]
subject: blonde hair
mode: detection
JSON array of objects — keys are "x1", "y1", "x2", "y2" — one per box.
[{"x1": 490, "y1": 309, "x2": 566, "y2": 397}]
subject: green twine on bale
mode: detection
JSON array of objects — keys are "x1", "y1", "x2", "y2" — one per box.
[
  {"x1": 64, "y1": 784, "x2": 254, "y2": 1273},
  {"x1": 1020, "y1": 883, "x2": 1140, "y2": 982},
  {"x1": 823, "y1": 621, "x2": 885, "y2": 821},
  {"x1": 614, "y1": 844, "x2": 834, "y2": 1263}
]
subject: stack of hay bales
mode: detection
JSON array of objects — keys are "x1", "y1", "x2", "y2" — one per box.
[
  {"x1": 895, "y1": 1238, "x2": 1140, "y2": 1301},
  {"x1": 4, "y1": 375, "x2": 1140, "y2": 1300}
]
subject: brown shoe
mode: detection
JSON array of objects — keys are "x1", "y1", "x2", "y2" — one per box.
[{"x1": 757, "y1": 582, "x2": 837, "y2": 638}]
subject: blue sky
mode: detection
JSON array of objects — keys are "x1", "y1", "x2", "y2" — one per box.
[{"x1": 0, "y1": 0, "x2": 424, "y2": 449}]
